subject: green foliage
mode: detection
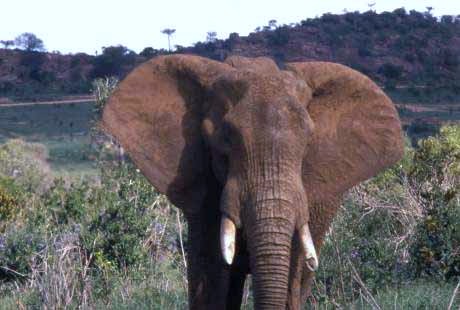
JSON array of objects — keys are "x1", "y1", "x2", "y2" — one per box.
[
  {"x1": 313, "y1": 126, "x2": 460, "y2": 306},
  {"x1": 350, "y1": 281, "x2": 459, "y2": 309},
  {"x1": 81, "y1": 162, "x2": 158, "y2": 268},
  {"x1": 139, "y1": 47, "x2": 159, "y2": 58},
  {"x1": 267, "y1": 26, "x2": 290, "y2": 46},
  {"x1": 0, "y1": 227, "x2": 45, "y2": 280},
  {"x1": 0, "y1": 139, "x2": 52, "y2": 193},
  {"x1": 408, "y1": 125, "x2": 460, "y2": 279},
  {"x1": 0, "y1": 122, "x2": 459, "y2": 308},
  {"x1": 0, "y1": 177, "x2": 23, "y2": 232},
  {"x1": 0, "y1": 147, "x2": 185, "y2": 305},
  {"x1": 91, "y1": 45, "x2": 136, "y2": 79},
  {"x1": 41, "y1": 178, "x2": 89, "y2": 225},
  {"x1": 14, "y1": 32, "x2": 45, "y2": 52},
  {"x1": 92, "y1": 77, "x2": 118, "y2": 118}
]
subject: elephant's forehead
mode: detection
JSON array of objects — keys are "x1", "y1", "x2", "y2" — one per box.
[
  {"x1": 220, "y1": 68, "x2": 309, "y2": 101},
  {"x1": 224, "y1": 55, "x2": 279, "y2": 74},
  {"x1": 244, "y1": 73, "x2": 312, "y2": 107}
]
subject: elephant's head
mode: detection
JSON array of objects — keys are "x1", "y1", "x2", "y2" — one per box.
[{"x1": 102, "y1": 55, "x2": 403, "y2": 308}]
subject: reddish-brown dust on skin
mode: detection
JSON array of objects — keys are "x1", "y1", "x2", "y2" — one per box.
[{"x1": 102, "y1": 54, "x2": 404, "y2": 310}]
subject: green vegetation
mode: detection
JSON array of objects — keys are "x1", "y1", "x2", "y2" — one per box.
[
  {"x1": 0, "y1": 128, "x2": 457, "y2": 308},
  {"x1": 314, "y1": 125, "x2": 459, "y2": 307},
  {"x1": 0, "y1": 117, "x2": 458, "y2": 308}
]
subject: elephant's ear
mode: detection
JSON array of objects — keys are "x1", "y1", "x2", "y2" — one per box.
[
  {"x1": 102, "y1": 55, "x2": 232, "y2": 208},
  {"x1": 286, "y1": 62, "x2": 404, "y2": 199}
]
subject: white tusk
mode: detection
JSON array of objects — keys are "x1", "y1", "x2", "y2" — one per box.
[
  {"x1": 300, "y1": 224, "x2": 319, "y2": 272},
  {"x1": 220, "y1": 216, "x2": 236, "y2": 265}
]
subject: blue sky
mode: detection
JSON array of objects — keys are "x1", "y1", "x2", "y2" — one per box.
[{"x1": 1, "y1": 0, "x2": 459, "y2": 55}]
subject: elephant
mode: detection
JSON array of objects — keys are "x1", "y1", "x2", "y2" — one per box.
[{"x1": 101, "y1": 54, "x2": 404, "y2": 309}]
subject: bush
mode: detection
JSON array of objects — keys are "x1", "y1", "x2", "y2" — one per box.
[
  {"x1": 81, "y1": 162, "x2": 160, "y2": 268},
  {"x1": 0, "y1": 176, "x2": 24, "y2": 232},
  {"x1": 312, "y1": 126, "x2": 460, "y2": 306},
  {"x1": 379, "y1": 63, "x2": 403, "y2": 80},
  {"x1": 408, "y1": 125, "x2": 460, "y2": 279},
  {"x1": 0, "y1": 139, "x2": 53, "y2": 193},
  {"x1": 91, "y1": 77, "x2": 118, "y2": 118},
  {"x1": 0, "y1": 154, "x2": 187, "y2": 306}
]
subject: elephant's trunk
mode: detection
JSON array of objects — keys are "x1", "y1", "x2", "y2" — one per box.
[{"x1": 247, "y1": 199, "x2": 295, "y2": 309}]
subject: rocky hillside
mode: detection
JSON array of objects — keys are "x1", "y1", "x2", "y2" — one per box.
[
  {"x1": 1, "y1": 8, "x2": 460, "y2": 102},
  {"x1": 187, "y1": 9, "x2": 460, "y2": 102}
]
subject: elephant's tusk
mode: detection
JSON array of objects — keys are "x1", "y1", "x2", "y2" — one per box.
[
  {"x1": 300, "y1": 224, "x2": 319, "y2": 272},
  {"x1": 220, "y1": 215, "x2": 236, "y2": 265}
]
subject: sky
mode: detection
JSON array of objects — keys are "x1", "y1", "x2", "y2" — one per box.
[{"x1": 1, "y1": 0, "x2": 460, "y2": 55}]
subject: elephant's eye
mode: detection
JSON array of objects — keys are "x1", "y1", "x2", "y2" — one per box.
[
  {"x1": 217, "y1": 123, "x2": 234, "y2": 153},
  {"x1": 221, "y1": 125, "x2": 232, "y2": 144}
]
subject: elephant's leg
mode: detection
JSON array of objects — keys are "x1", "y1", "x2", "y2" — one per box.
[
  {"x1": 185, "y1": 181, "x2": 241, "y2": 309},
  {"x1": 226, "y1": 268, "x2": 246, "y2": 309},
  {"x1": 225, "y1": 239, "x2": 250, "y2": 309},
  {"x1": 186, "y1": 213, "x2": 208, "y2": 309},
  {"x1": 187, "y1": 210, "x2": 230, "y2": 309}
]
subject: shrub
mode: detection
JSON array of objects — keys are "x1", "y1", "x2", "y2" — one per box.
[
  {"x1": 408, "y1": 125, "x2": 460, "y2": 279},
  {"x1": 313, "y1": 126, "x2": 460, "y2": 305},
  {"x1": 91, "y1": 77, "x2": 118, "y2": 118},
  {"x1": 0, "y1": 139, "x2": 52, "y2": 193},
  {"x1": 81, "y1": 162, "x2": 159, "y2": 268},
  {"x1": 379, "y1": 63, "x2": 403, "y2": 80},
  {"x1": 0, "y1": 226, "x2": 46, "y2": 280}
]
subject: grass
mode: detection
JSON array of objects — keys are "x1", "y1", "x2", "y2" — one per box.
[
  {"x1": 0, "y1": 101, "x2": 98, "y2": 179},
  {"x1": 307, "y1": 280, "x2": 460, "y2": 309},
  {"x1": 0, "y1": 102, "x2": 93, "y2": 138},
  {"x1": 367, "y1": 281, "x2": 460, "y2": 309}
]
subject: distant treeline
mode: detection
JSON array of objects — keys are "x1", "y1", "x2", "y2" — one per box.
[{"x1": 1, "y1": 8, "x2": 460, "y2": 101}]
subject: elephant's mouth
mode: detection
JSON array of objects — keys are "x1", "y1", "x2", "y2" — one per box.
[{"x1": 220, "y1": 215, "x2": 318, "y2": 271}]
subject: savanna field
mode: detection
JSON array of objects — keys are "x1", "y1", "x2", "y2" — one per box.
[
  {"x1": 0, "y1": 8, "x2": 460, "y2": 309},
  {"x1": 0, "y1": 77, "x2": 458, "y2": 309}
]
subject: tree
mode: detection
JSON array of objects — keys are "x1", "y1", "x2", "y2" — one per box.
[
  {"x1": 378, "y1": 63, "x2": 403, "y2": 80},
  {"x1": 268, "y1": 19, "x2": 277, "y2": 29},
  {"x1": 91, "y1": 45, "x2": 136, "y2": 78},
  {"x1": 140, "y1": 47, "x2": 158, "y2": 58},
  {"x1": 0, "y1": 40, "x2": 14, "y2": 49},
  {"x1": 14, "y1": 33, "x2": 45, "y2": 51},
  {"x1": 368, "y1": 2, "x2": 376, "y2": 11},
  {"x1": 161, "y1": 28, "x2": 176, "y2": 52},
  {"x1": 440, "y1": 15, "x2": 454, "y2": 24},
  {"x1": 267, "y1": 26, "x2": 290, "y2": 46},
  {"x1": 206, "y1": 31, "x2": 217, "y2": 42}
]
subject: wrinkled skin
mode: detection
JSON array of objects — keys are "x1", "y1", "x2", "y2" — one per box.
[{"x1": 102, "y1": 55, "x2": 404, "y2": 309}]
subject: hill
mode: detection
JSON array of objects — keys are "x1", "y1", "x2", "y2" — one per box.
[
  {"x1": 186, "y1": 9, "x2": 460, "y2": 103},
  {"x1": 1, "y1": 9, "x2": 460, "y2": 102},
  {"x1": 1, "y1": 8, "x2": 460, "y2": 139}
]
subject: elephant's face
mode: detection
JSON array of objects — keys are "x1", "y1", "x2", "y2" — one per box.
[
  {"x1": 209, "y1": 71, "x2": 320, "y2": 306},
  {"x1": 102, "y1": 55, "x2": 403, "y2": 308}
]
